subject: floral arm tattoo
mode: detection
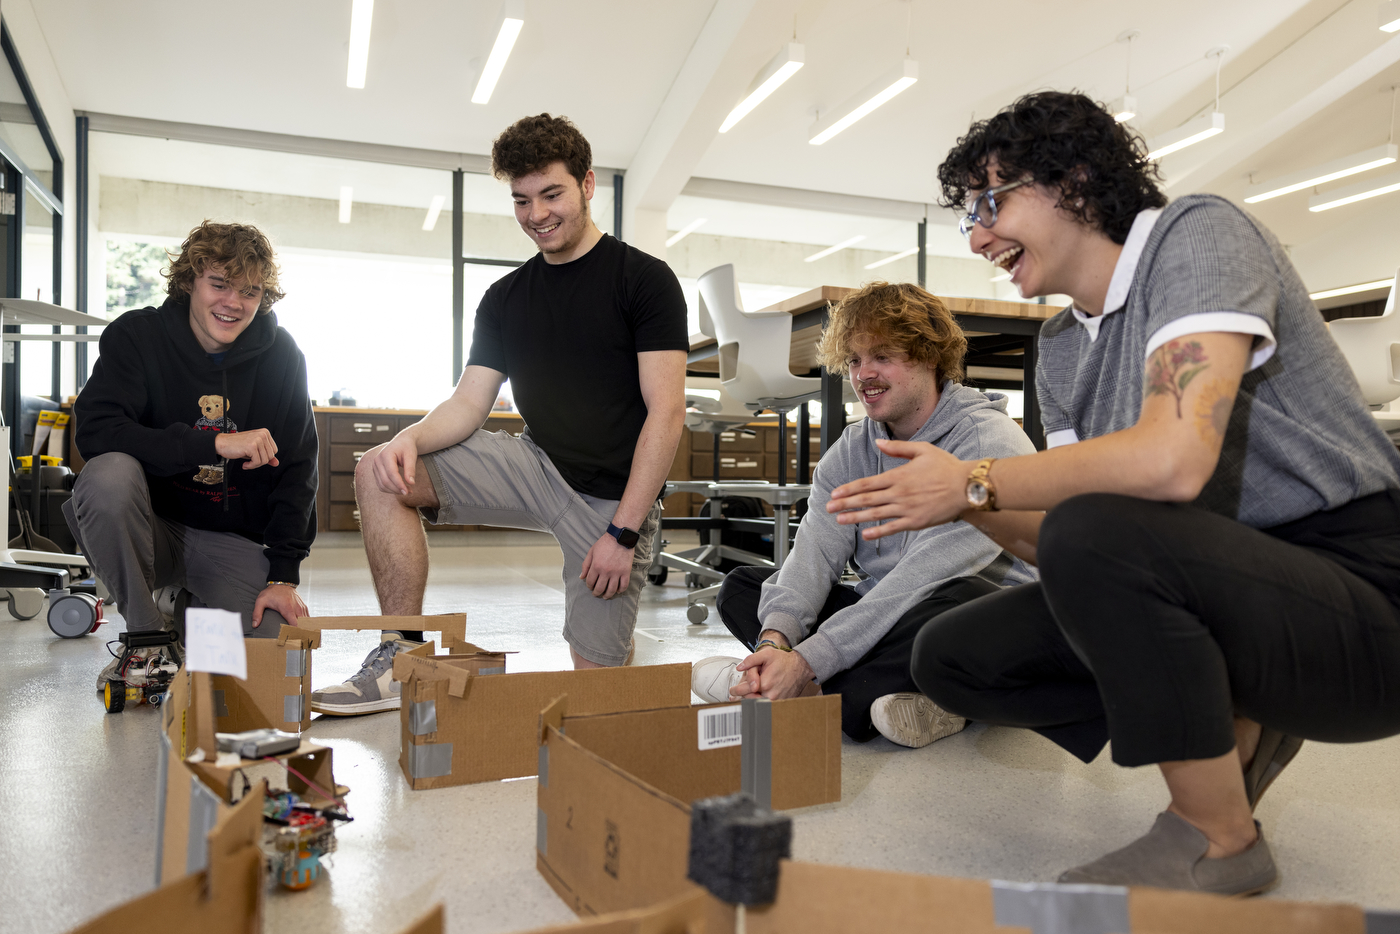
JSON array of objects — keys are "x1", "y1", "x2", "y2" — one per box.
[{"x1": 1144, "y1": 340, "x2": 1209, "y2": 419}]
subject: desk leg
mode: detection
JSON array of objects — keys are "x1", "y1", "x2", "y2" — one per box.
[
  {"x1": 797, "y1": 402, "x2": 810, "y2": 484},
  {"x1": 774, "y1": 505, "x2": 790, "y2": 568},
  {"x1": 820, "y1": 367, "x2": 843, "y2": 454},
  {"x1": 1023, "y1": 333, "x2": 1043, "y2": 450}
]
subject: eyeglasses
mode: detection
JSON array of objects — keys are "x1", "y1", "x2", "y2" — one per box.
[{"x1": 958, "y1": 178, "x2": 1032, "y2": 238}]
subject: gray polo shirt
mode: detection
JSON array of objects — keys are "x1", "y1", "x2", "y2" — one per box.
[{"x1": 1036, "y1": 193, "x2": 1400, "y2": 528}]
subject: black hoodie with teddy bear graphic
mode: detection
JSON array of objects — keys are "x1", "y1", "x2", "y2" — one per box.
[{"x1": 75, "y1": 294, "x2": 317, "y2": 584}]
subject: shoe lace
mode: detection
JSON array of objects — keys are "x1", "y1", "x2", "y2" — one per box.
[{"x1": 348, "y1": 641, "x2": 400, "y2": 688}]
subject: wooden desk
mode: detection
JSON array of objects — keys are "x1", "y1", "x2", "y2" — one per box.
[{"x1": 686, "y1": 286, "x2": 1058, "y2": 449}]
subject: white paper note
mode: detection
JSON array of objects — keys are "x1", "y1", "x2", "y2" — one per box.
[{"x1": 185, "y1": 607, "x2": 247, "y2": 680}]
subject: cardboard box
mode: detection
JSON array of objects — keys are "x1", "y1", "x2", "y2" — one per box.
[
  {"x1": 535, "y1": 694, "x2": 841, "y2": 917},
  {"x1": 66, "y1": 784, "x2": 266, "y2": 934},
  {"x1": 211, "y1": 625, "x2": 319, "y2": 734},
  {"x1": 392, "y1": 656, "x2": 691, "y2": 789},
  {"x1": 514, "y1": 860, "x2": 1391, "y2": 934},
  {"x1": 293, "y1": 612, "x2": 467, "y2": 642},
  {"x1": 157, "y1": 667, "x2": 346, "y2": 886}
]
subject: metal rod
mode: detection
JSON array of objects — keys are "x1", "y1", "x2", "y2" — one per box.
[
  {"x1": 452, "y1": 168, "x2": 464, "y2": 384},
  {"x1": 613, "y1": 173, "x2": 624, "y2": 240},
  {"x1": 916, "y1": 219, "x2": 927, "y2": 288},
  {"x1": 797, "y1": 401, "x2": 810, "y2": 483},
  {"x1": 777, "y1": 408, "x2": 787, "y2": 486},
  {"x1": 75, "y1": 115, "x2": 89, "y2": 389}
]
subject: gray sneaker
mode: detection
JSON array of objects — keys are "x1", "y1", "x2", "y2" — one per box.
[
  {"x1": 311, "y1": 637, "x2": 423, "y2": 716},
  {"x1": 869, "y1": 693, "x2": 966, "y2": 748}
]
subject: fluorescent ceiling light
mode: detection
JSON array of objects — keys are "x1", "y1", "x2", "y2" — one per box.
[
  {"x1": 472, "y1": 0, "x2": 525, "y2": 105},
  {"x1": 422, "y1": 194, "x2": 446, "y2": 231},
  {"x1": 1244, "y1": 144, "x2": 1398, "y2": 203},
  {"x1": 665, "y1": 218, "x2": 707, "y2": 247},
  {"x1": 1309, "y1": 278, "x2": 1394, "y2": 300},
  {"x1": 338, "y1": 187, "x2": 353, "y2": 224},
  {"x1": 346, "y1": 0, "x2": 373, "y2": 89},
  {"x1": 804, "y1": 235, "x2": 866, "y2": 262},
  {"x1": 720, "y1": 43, "x2": 804, "y2": 133},
  {"x1": 864, "y1": 247, "x2": 919, "y2": 270},
  {"x1": 1147, "y1": 112, "x2": 1225, "y2": 160},
  {"x1": 1308, "y1": 169, "x2": 1400, "y2": 211},
  {"x1": 1381, "y1": 0, "x2": 1400, "y2": 32},
  {"x1": 1109, "y1": 95, "x2": 1137, "y2": 123},
  {"x1": 809, "y1": 60, "x2": 918, "y2": 146}
]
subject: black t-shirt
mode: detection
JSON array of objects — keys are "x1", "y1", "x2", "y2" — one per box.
[{"x1": 467, "y1": 234, "x2": 689, "y2": 500}]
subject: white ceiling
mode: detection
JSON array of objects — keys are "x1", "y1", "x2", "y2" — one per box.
[{"x1": 29, "y1": 0, "x2": 1400, "y2": 290}]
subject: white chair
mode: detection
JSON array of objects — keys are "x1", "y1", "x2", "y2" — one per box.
[
  {"x1": 697, "y1": 264, "x2": 823, "y2": 413},
  {"x1": 1329, "y1": 266, "x2": 1400, "y2": 432}
]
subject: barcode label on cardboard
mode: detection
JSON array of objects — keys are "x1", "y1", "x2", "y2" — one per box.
[{"x1": 697, "y1": 704, "x2": 743, "y2": 750}]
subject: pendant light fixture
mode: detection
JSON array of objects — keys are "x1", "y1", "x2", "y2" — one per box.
[
  {"x1": 1108, "y1": 30, "x2": 1140, "y2": 123},
  {"x1": 809, "y1": 2, "x2": 918, "y2": 145},
  {"x1": 1146, "y1": 47, "x2": 1228, "y2": 160},
  {"x1": 1308, "y1": 87, "x2": 1400, "y2": 212}
]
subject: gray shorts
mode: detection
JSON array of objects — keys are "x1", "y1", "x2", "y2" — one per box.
[{"x1": 419, "y1": 430, "x2": 660, "y2": 666}]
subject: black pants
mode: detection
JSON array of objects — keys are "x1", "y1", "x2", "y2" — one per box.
[
  {"x1": 911, "y1": 492, "x2": 1400, "y2": 767},
  {"x1": 717, "y1": 566, "x2": 999, "y2": 742}
]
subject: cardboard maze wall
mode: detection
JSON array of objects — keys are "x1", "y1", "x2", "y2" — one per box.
[
  {"x1": 535, "y1": 695, "x2": 842, "y2": 917},
  {"x1": 394, "y1": 656, "x2": 694, "y2": 789}
]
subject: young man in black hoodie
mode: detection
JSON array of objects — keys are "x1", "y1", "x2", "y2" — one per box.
[{"x1": 68, "y1": 221, "x2": 317, "y2": 687}]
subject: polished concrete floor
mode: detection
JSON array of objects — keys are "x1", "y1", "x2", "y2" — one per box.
[{"x1": 2, "y1": 530, "x2": 1398, "y2": 934}]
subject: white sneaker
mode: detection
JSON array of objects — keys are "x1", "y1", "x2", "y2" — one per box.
[
  {"x1": 311, "y1": 636, "x2": 423, "y2": 716},
  {"x1": 691, "y1": 656, "x2": 744, "y2": 703},
  {"x1": 870, "y1": 693, "x2": 966, "y2": 748}
]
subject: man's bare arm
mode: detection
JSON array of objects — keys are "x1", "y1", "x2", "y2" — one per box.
[
  {"x1": 369, "y1": 365, "x2": 505, "y2": 495},
  {"x1": 959, "y1": 510, "x2": 1045, "y2": 566},
  {"x1": 611, "y1": 350, "x2": 687, "y2": 530}
]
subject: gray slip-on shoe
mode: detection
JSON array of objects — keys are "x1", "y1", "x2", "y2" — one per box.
[
  {"x1": 1058, "y1": 812, "x2": 1277, "y2": 896},
  {"x1": 1244, "y1": 728, "x2": 1304, "y2": 811}
]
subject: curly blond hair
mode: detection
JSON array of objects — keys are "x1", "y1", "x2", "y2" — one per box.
[
  {"x1": 816, "y1": 281, "x2": 967, "y2": 384},
  {"x1": 164, "y1": 221, "x2": 285, "y2": 313}
]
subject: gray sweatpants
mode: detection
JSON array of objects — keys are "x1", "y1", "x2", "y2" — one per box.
[
  {"x1": 62, "y1": 452, "x2": 287, "y2": 637},
  {"x1": 420, "y1": 430, "x2": 660, "y2": 666}
]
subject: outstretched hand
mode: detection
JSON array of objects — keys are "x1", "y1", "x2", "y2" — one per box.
[{"x1": 826, "y1": 438, "x2": 969, "y2": 539}]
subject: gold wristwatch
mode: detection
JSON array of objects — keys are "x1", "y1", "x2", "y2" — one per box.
[{"x1": 965, "y1": 458, "x2": 999, "y2": 512}]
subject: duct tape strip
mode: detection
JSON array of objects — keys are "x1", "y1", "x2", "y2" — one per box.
[
  {"x1": 1369, "y1": 910, "x2": 1400, "y2": 934},
  {"x1": 186, "y1": 776, "x2": 221, "y2": 875},
  {"x1": 480, "y1": 666, "x2": 505, "y2": 675},
  {"x1": 285, "y1": 648, "x2": 306, "y2": 677},
  {"x1": 536, "y1": 808, "x2": 548, "y2": 856},
  {"x1": 409, "y1": 699, "x2": 438, "y2": 736},
  {"x1": 408, "y1": 742, "x2": 453, "y2": 779},
  {"x1": 154, "y1": 730, "x2": 170, "y2": 885},
  {"x1": 284, "y1": 694, "x2": 305, "y2": 724},
  {"x1": 538, "y1": 744, "x2": 548, "y2": 788},
  {"x1": 991, "y1": 881, "x2": 1130, "y2": 934},
  {"x1": 212, "y1": 689, "x2": 229, "y2": 717},
  {"x1": 740, "y1": 697, "x2": 773, "y2": 810}
]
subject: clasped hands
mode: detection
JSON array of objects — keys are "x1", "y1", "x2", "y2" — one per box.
[
  {"x1": 826, "y1": 438, "x2": 973, "y2": 539},
  {"x1": 729, "y1": 631, "x2": 815, "y2": 700}
]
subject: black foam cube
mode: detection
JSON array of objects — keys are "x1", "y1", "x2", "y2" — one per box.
[{"x1": 687, "y1": 792, "x2": 792, "y2": 906}]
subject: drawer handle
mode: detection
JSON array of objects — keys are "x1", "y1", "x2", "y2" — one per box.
[
  {"x1": 376, "y1": 424, "x2": 390, "y2": 431},
  {"x1": 352, "y1": 509, "x2": 361, "y2": 521},
  {"x1": 353, "y1": 451, "x2": 367, "y2": 461},
  {"x1": 353, "y1": 422, "x2": 372, "y2": 432}
]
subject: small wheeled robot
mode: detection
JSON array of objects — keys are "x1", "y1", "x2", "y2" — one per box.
[
  {"x1": 260, "y1": 790, "x2": 352, "y2": 890},
  {"x1": 101, "y1": 629, "x2": 183, "y2": 713}
]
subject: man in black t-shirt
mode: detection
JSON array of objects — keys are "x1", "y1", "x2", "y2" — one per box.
[{"x1": 312, "y1": 114, "x2": 688, "y2": 716}]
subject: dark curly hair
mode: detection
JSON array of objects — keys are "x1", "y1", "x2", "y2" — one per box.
[
  {"x1": 491, "y1": 113, "x2": 592, "y2": 184},
  {"x1": 937, "y1": 91, "x2": 1166, "y2": 245},
  {"x1": 164, "y1": 220, "x2": 284, "y2": 313}
]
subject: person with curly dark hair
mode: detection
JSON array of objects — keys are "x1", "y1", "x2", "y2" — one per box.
[
  {"x1": 318, "y1": 114, "x2": 688, "y2": 714},
  {"x1": 71, "y1": 220, "x2": 316, "y2": 694},
  {"x1": 827, "y1": 91, "x2": 1400, "y2": 893}
]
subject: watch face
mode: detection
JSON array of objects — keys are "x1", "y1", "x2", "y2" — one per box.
[
  {"x1": 616, "y1": 528, "x2": 640, "y2": 548},
  {"x1": 967, "y1": 481, "x2": 989, "y2": 508}
]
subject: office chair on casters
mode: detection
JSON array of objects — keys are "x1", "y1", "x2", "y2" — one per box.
[
  {"x1": 1329, "y1": 266, "x2": 1400, "y2": 433},
  {"x1": 663, "y1": 264, "x2": 817, "y2": 623}
]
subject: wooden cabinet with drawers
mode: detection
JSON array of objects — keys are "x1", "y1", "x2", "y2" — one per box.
[{"x1": 313, "y1": 408, "x2": 821, "y2": 532}]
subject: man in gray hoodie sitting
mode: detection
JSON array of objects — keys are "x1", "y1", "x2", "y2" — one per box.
[{"x1": 692, "y1": 281, "x2": 1038, "y2": 747}]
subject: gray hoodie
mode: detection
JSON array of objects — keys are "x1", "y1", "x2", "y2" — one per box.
[{"x1": 758, "y1": 382, "x2": 1040, "y2": 682}]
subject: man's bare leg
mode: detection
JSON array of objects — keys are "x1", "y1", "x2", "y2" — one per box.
[{"x1": 355, "y1": 446, "x2": 439, "y2": 615}]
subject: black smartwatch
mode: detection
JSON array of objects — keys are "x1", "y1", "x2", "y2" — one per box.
[{"x1": 606, "y1": 523, "x2": 640, "y2": 549}]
